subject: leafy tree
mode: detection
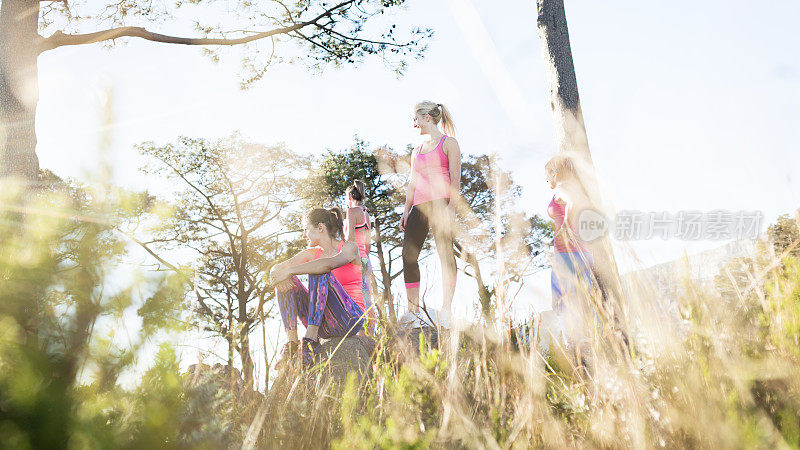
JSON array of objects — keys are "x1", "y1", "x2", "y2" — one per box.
[
  {"x1": 0, "y1": 0, "x2": 432, "y2": 181},
  {"x1": 715, "y1": 210, "x2": 800, "y2": 308},
  {"x1": 767, "y1": 210, "x2": 800, "y2": 258},
  {"x1": 137, "y1": 135, "x2": 308, "y2": 389}
]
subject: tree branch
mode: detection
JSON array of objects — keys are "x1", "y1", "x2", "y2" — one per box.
[
  {"x1": 39, "y1": 0, "x2": 358, "y2": 53},
  {"x1": 116, "y1": 228, "x2": 184, "y2": 275}
]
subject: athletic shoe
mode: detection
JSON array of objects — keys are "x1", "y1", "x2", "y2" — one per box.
[
  {"x1": 301, "y1": 337, "x2": 322, "y2": 367},
  {"x1": 398, "y1": 310, "x2": 422, "y2": 329}
]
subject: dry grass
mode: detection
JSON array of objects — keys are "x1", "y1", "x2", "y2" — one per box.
[{"x1": 239, "y1": 240, "x2": 800, "y2": 449}]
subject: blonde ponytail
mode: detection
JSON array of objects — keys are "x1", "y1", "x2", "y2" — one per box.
[
  {"x1": 414, "y1": 101, "x2": 456, "y2": 136},
  {"x1": 438, "y1": 103, "x2": 455, "y2": 136}
]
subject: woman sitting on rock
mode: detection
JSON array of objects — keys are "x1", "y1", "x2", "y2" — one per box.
[{"x1": 269, "y1": 208, "x2": 365, "y2": 366}]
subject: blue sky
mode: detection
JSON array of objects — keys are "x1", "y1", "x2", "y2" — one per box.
[{"x1": 36, "y1": 0, "x2": 800, "y2": 322}]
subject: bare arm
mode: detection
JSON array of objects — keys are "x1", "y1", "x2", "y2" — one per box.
[
  {"x1": 271, "y1": 248, "x2": 317, "y2": 274},
  {"x1": 563, "y1": 202, "x2": 575, "y2": 238},
  {"x1": 360, "y1": 210, "x2": 372, "y2": 253},
  {"x1": 345, "y1": 207, "x2": 361, "y2": 242},
  {"x1": 444, "y1": 137, "x2": 462, "y2": 202},
  {"x1": 401, "y1": 150, "x2": 419, "y2": 230},
  {"x1": 286, "y1": 241, "x2": 360, "y2": 277},
  {"x1": 269, "y1": 248, "x2": 317, "y2": 291},
  {"x1": 404, "y1": 149, "x2": 419, "y2": 214},
  {"x1": 366, "y1": 220, "x2": 372, "y2": 254}
]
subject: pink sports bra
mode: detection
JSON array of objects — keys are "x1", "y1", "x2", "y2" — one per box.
[
  {"x1": 412, "y1": 135, "x2": 451, "y2": 206},
  {"x1": 352, "y1": 207, "x2": 370, "y2": 258},
  {"x1": 547, "y1": 196, "x2": 587, "y2": 253},
  {"x1": 314, "y1": 241, "x2": 365, "y2": 310}
]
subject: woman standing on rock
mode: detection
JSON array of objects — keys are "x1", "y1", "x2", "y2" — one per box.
[
  {"x1": 400, "y1": 101, "x2": 462, "y2": 326},
  {"x1": 545, "y1": 155, "x2": 597, "y2": 357},
  {"x1": 344, "y1": 180, "x2": 377, "y2": 332},
  {"x1": 269, "y1": 208, "x2": 365, "y2": 366}
]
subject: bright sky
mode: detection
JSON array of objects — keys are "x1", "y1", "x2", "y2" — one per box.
[{"x1": 34, "y1": 0, "x2": 800, "y2": 377}]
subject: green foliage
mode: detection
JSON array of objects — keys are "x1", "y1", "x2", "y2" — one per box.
[
  {"x1": 0, "y1": 173, "x2": 194, "y2": 448},
  {"x1": 763, "y1": 256, "x2": 800, "y2": 358},
  {"x1": 121, "y1": 347, "x2": 252, "y2": 449},
  {"x1": 333, "y1": 336, "x2": 443, "y2": 450},
  {"x1": 767, "y1": 210, "x2": 800, "y2": 258}
]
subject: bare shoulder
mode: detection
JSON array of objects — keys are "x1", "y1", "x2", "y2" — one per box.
[
  {"x1": 444, "y1": 136, "x2": 460, "y2": 148},
  {"x1": 443, "y1": 136, "x2": 461, "y2": 157},
  {"x1": 340, "y1": 240, "x2": 360, "y2": 260}
]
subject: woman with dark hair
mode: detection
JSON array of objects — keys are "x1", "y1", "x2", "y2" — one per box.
[
  {"x1": 345, "y1": 180, "x2": 377, "y2": 332},
  {"x1": 401, "y1": 100, "x2": 461, "y2": 325},
  {"x1": 269, "y1": 207, "x2": 365, "y2": 365}
]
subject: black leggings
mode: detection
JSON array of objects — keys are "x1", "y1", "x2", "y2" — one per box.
[{"x1": 402, "y1": 199, "x2": 457, "y2": 288}]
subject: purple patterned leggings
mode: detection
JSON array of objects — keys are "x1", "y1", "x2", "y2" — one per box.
[{"x1": 277, "y1": 274, "x2": 365, "y2": 339}]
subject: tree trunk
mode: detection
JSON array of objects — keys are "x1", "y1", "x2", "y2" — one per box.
[
  {"x1": 536, "y1": 0, "x2": 627, "y2": 329},
  {"x1": 238, "y1": 325, "x2": 253, "y2": 390},
  {"x1": 372, "y1": 218, "x2": 396, "y2": 324},
  {"x1": 453, "y1": 241, "x2": 492, "y2": 321},
  {"x1": 259, "y1": 310, "x2": 269, "y2": 393},
  {"x1": 234, "y1": 230, "x2": 254, "y2": 389},
  {"x1": 227, "y1": 300, "x2": 235, "y2": 367},
  {"x1": 0, "y1": 0, "x2": 41, "y2": 182},
  {"x1": 466, "y1": 251, "x2": 493, "y2": 321},
  {"x1": 238, "y1": 295, "x2": 254, "y2": 390}
]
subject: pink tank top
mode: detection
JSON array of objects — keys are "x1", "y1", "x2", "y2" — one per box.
[
  {"x1": 547, "y1": 196, "x2": 587, "y2": 253},
  {"x1": 412, "y1": 135, "x2": 451, "y2": 206},
  {"x1": 314, "y1": 241, "x2": 365, "y2": 310},
  {"x1": 352, "y1": 207, "x2": 370, "y2": 258}
]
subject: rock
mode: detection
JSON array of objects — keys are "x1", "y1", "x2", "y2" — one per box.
[
  {"x1": 317, "y1": 334, "x2": 376, "y2": 384},
  {"x1": 268, "y1": 335, "x2": 376, "y2": 400},
  {"x1": 394, "y1": 308, "x2": 452, "y2": 355}
]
